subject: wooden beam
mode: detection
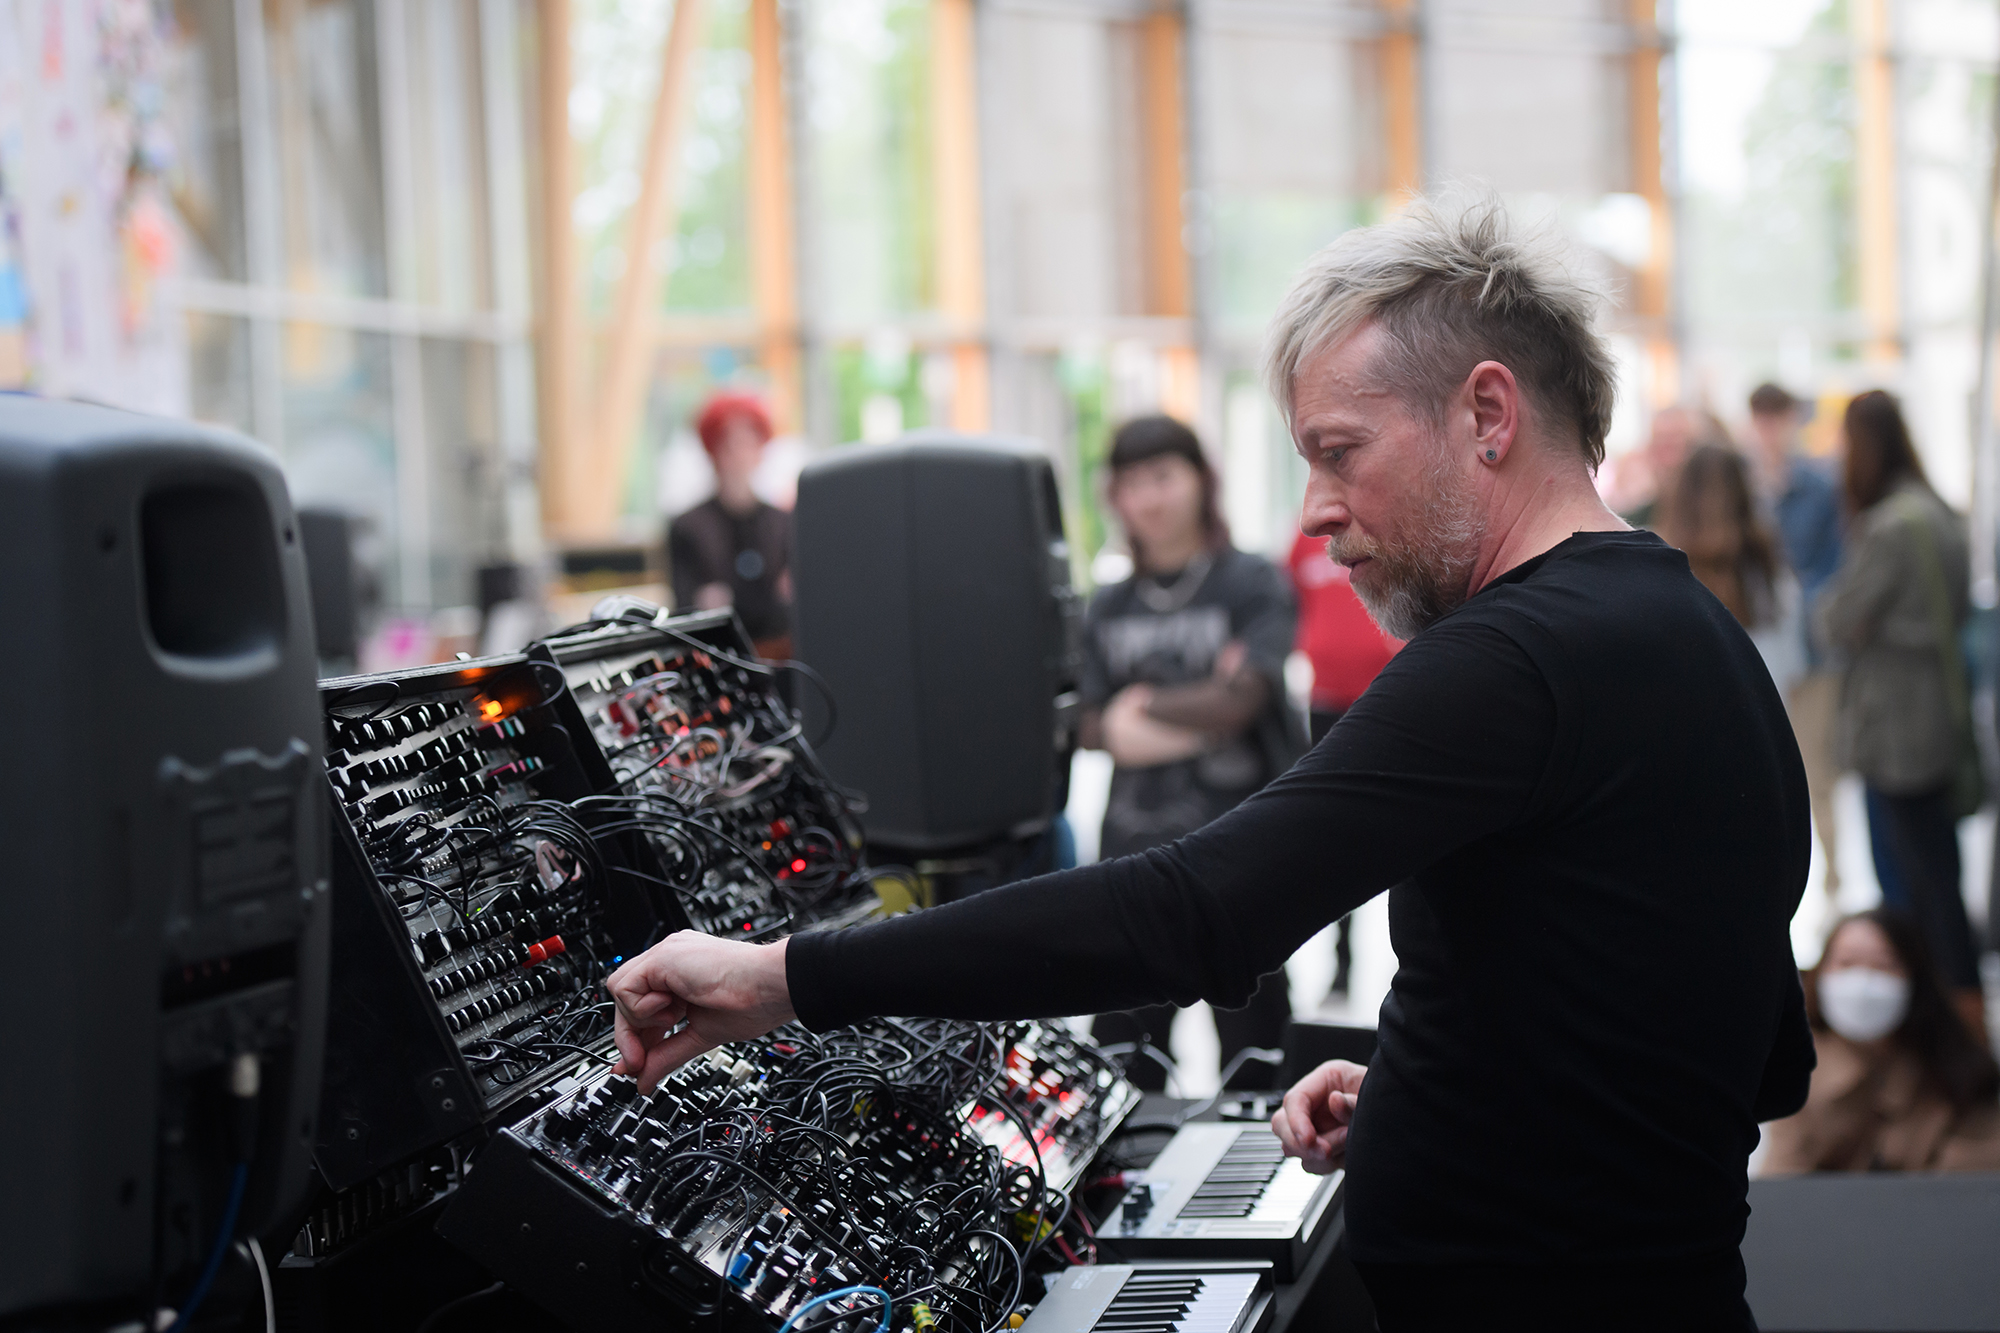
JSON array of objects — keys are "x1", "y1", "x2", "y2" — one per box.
[
  {"x1": 1854, "y1": 0, "x2": 1900, "y2": 363},
  {"x1": 576, "y1": 0, "x2": 708, "y2": 539},
  {"x1": 1628, "y1": 0, "x2": 1677, "y2": 404},
  {"x1": 1627, "y1": 2, "x2": 1669, "y2": 325},
  {"x1": 534, "y1": 0, "x2": 581, "y2": 534},
  {"x1": 1379, "y1": 0, "x2": 1421, "y2": 202},
  {"x1": 931, "y1": 0, "x2": 988, "y2": 431},
  {"x1": 1137, "y1": 8, "x2": 1190, "y2": 319},
  {"x1": 748, "y1": 0, "x2": 800, "y2": 433},
  {"x1": 1136, "y1": 8, "x2": 1197, "y2": 426}
]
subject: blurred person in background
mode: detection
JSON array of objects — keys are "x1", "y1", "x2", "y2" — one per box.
[
  {"x1": 1816, "y1": 390, "x2": 1985, "y2": 1039},
  {"x1": 1746, "y1": 383, "x2": 1846, "y2": 896},
  {"x1": 1288, "y1": 530, "x2": 1402, "y2": 998},
  {"x1": 1658, "y1": 444, "x2": 1803, "y2": 695},
  {"x1": 667, "y1": 390, "x2": 793, "y2": 658},
  {"x1": 1762, "y1": 908, "x2": 2000, "y2": 1172},
  {"x1": 1623, "y1": 404, "x2": 1695, "y2": 527},
  {"x1": 1082, "y1": 415, "x2": 1302, "y2": 1089},
  {"x1": 1619, "y1": 403, "x2": 1726, "y2": 529}
]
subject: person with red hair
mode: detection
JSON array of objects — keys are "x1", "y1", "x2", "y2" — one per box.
[{"x1": 667, "y1": 390, "x2": 793, "y2": 656}]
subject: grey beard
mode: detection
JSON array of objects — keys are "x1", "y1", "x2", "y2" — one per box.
[{"x1": 1340, "y1": 453, "x2": 1483, "y2": 641}]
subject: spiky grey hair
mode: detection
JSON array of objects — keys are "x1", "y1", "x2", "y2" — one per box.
[{"x1": 1263, "y1": 192, "x2": 1618, "y2": 469}]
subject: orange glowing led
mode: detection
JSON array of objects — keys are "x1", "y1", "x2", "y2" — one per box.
[{"x1": 478, "y1": 698, "x2": 505, "y2": 721}]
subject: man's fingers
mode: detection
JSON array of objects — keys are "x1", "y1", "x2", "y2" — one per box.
[
  {"x1": 624, "y1": 990, "x2": 679, "y2": 1020},
  {"x1": 612, "y1": 1014, "x2": 673, "y2": 1075},
  {"x1": 1297, "y1": 1125, "x2": 1348, "y2": 1174},
  {"x1": 1271, "y1": 1107, "x2": 1303, "y2": 1158},
  {"x1": 637, "y1": 1024, "x2": 720, "y2": 1094},
  {"x1": 1282, "y1": 1077, "x2": 1325, "y2": 1153}
]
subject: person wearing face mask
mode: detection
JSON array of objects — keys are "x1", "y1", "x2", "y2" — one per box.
[
  {"x1": 1762, "y1": 909, "x2": 2000, "y2": 1173},
  {"x1": 1079, "y1": 414, "x2": 1303, "y2": 1089}
]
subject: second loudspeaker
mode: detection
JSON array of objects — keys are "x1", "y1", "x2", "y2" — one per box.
[{"x1": 792, "y1": 434, "x2": 1081, "y2": 852}]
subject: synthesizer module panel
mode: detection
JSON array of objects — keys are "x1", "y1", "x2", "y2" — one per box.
[
  {"x1": 438, "y1": 1018, "x2": 1138, "y2": 1331},
  {"x1": 542, "y1": 612, "x2": 879, "y2": 941},
  {"x1": 311, "y1": 649, "x2": 665, "y2": 1188}
]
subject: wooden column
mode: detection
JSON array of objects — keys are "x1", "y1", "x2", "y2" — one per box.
[
  {"x1": 535, "y1": 0, "x2": 581, "y2": 535},
  {"x1": 1854, "y1": 0, "x2": 1901, "y2": 364},
  {"x1": 748, "y1": 0, "x2": 800, "y2": 433},
  {"x1": 1628, "y1": 0, "x2": 1678, "y2": 405},
  {"x1": 577, "y1": 0, "x2": 708, "y2": 540},
  {"x1": 1379, "y1": 0, "x2": 1422, "y2": 203},
  {"x1": 931, "y1": 0, "x2": 988, "y2": 431},
  {"x1": 1138, "y1": 8, "x2": 1190, "y2": 321},
  {"x1": 1137, "y1": 6, "x2": 1198, "y2": 424}
]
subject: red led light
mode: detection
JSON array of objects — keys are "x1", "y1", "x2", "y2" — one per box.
[{"x1": 790, "y1": 858, "x2": 807, "y2": 873}]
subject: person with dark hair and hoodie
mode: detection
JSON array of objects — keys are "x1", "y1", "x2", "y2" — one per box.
[
  {"x1": 1762, "y1": 908, "x2": 2000, "y2": 1173},
  {"x1": 1079, "y1": 415, "x2": 1303, "y2": 1089}
]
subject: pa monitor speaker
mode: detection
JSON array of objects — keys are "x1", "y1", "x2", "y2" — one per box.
[
  {"x1": 793, "y1": 433, "x2": 1081, "y2": 852},
  {"x1": 0, "y1": 396, "x2": 330, "y2": 1326}
]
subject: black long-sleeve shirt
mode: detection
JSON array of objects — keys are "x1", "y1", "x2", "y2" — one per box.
[{"x1": 789, "y1": 531, "x2": 1814, "y2": 1266}]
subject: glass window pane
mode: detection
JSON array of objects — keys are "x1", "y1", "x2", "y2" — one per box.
[
  {"x1": 1201, "y1": 16, "x2": 1373, "y2": 339},
  {"x1": 187, "y1": 311, "x2": 254, "y2": 432},
  {"x1": 402, "y1": 0, "x2": 485, "y2": 310},
  {"x1": 573, "y1": 0, "x2": 754, "y2": 321},
  {"x1": 804, "y1": 0, "x2": 934, "y2": 324},
  {"x1": 985, "y1": 8, "x2": 1128, "y2": 321},
  {"x1": 1429, "y1": 0, "x2": 1628, "y2": 198},
  {"x1": 267, "y1": 0, "x2": 389, "y2": 298},
  {"x1": 281, "y1": 326, "x2": 398, "y2": 599},
  {"x1": 165, "y1": 0, "x2": 250, "y2": 283}
]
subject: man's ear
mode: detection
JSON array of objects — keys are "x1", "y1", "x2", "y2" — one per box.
[{"x1": 1465, "y1": 360, "x2": 1521, "y2": 467}]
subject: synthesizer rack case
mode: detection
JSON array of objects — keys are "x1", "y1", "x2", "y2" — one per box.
[
  {"x1": 287, "y1": 608, "x2": 890, "y2": 1308},
  {"x1": 538, "y1": 609, "x2": 877, "y2": 943},
  {"x1": 311, "y1": 644, "x2": 672, "y2": 1190}
]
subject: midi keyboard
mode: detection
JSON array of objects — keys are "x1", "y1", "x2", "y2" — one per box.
[
  {"x1": 1018, "y1": 1262, "x2": 1273, "y2": 1333},
  {"x1": 1097, "y1": 1122, "x2": 1341, "y2": 1280}
]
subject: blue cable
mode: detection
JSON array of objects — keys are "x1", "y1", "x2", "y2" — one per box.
[
  {"x1": 775, "y1": 1283, "x2": 892, "y2": 1333},
  {"x1": 165, "y1": 1161, "x2": 250, "y2": 1333}
]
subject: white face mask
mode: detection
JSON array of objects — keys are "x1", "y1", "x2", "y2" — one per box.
[{"x1": 1818, "y1": 967, "x2": 1911, "y2": 1043}]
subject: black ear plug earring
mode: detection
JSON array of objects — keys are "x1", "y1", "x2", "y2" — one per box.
[{"x1": 1486, "y1": 449, "x2": 1497, "y2": 460}]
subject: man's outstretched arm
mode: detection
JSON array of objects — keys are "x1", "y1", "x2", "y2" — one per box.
[{"x1": 602, "y1": 618, "x2": 1554, "y2": 1092}]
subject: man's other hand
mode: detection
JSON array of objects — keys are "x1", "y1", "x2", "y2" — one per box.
[
  {"x1": 1272, "y1": 1059, "x2": 1367, "y2": 1174},
  {"x1": 604, "y1": 933, "x2": 796, "y2": 1093}
]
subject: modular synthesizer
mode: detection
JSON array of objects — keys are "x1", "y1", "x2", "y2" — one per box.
[
  {"x1": 541, "y1": 612, "x2": 879, "y2": 941},
  {"x1": 438, "y1": 1018, "x2": 1137, "y2": 1330}
]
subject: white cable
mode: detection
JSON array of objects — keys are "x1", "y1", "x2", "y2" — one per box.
[{"x1": 236, "y1": 1237, "x2": 274, "y2": 1333}]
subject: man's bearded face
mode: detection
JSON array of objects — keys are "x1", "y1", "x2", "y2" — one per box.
[{"x1": 1326, "y1": 432, "x2": 1485, "y2": 641}]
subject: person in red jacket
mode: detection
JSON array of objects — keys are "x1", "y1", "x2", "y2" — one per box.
[
  {"x1": 1289, "y1": 530, "x2": 1402, "y2": 996},
  {"x1": 1291, "y1": 531, "x2": 1402, "y2": 737}
]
